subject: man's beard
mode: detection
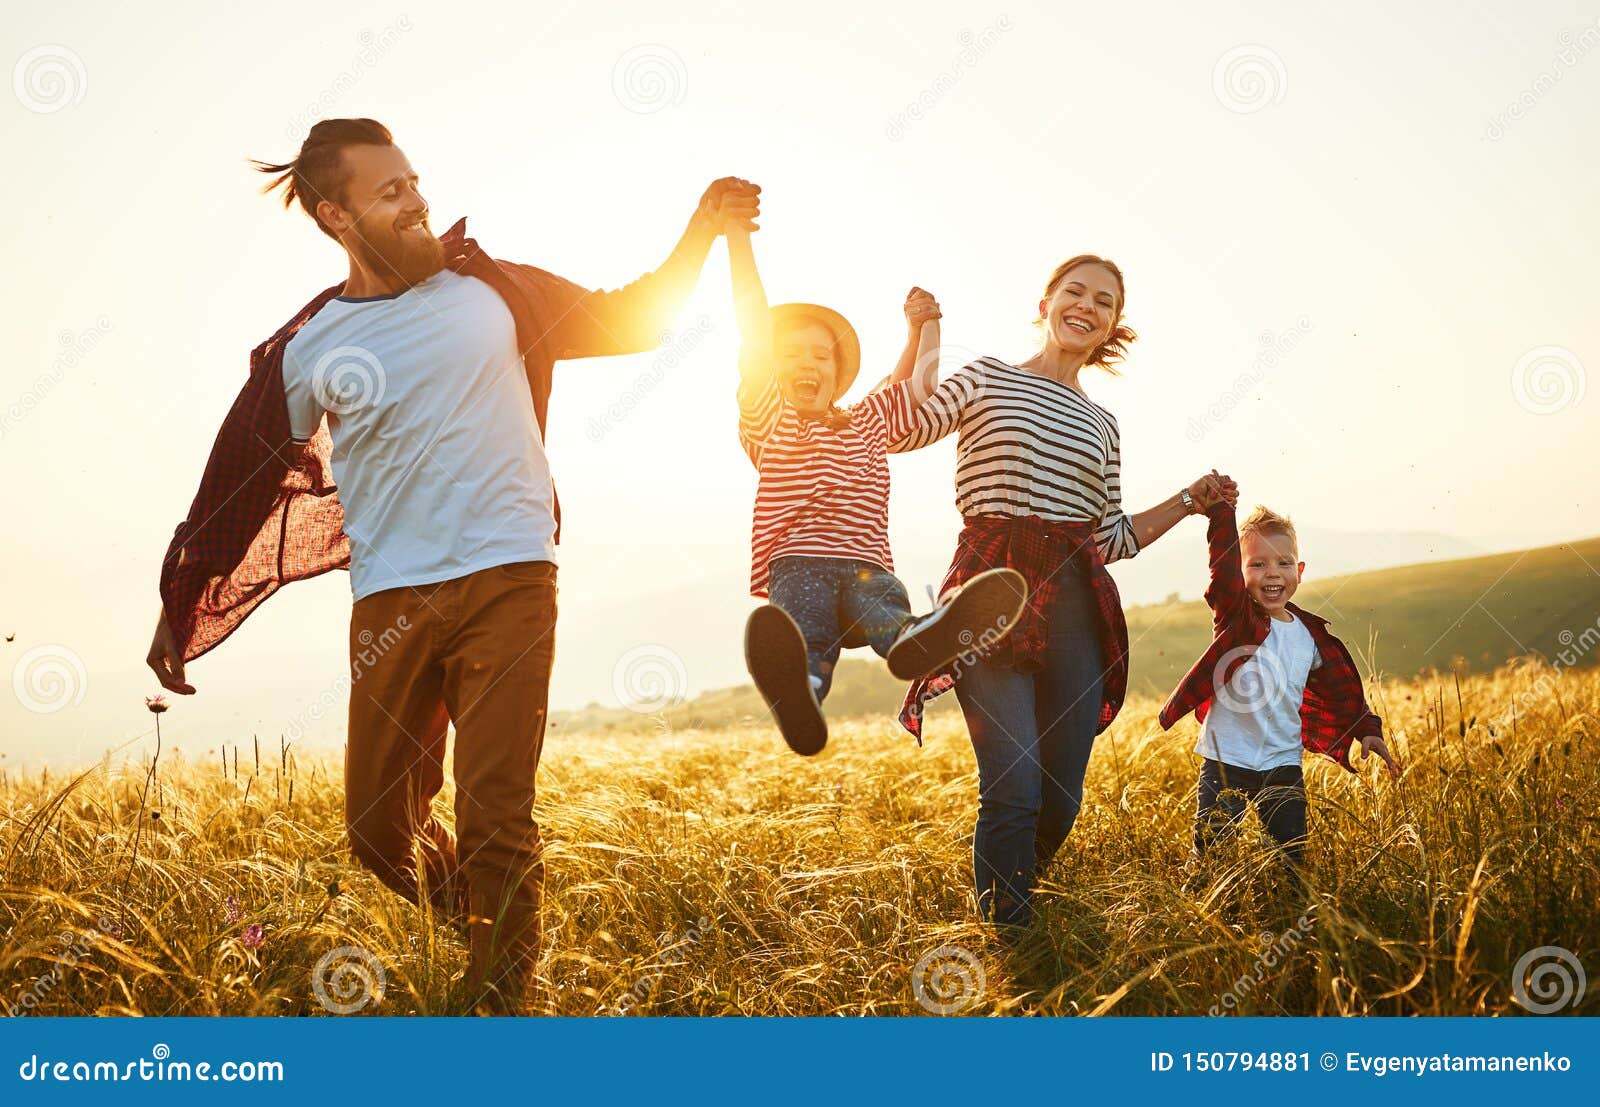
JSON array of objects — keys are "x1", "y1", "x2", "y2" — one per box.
[{"x1": 349, "y1": 215, "x2": 447, "y2": 288}]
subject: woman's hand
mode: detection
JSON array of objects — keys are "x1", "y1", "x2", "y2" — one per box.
[
  {"x1": 1187, "y1": 469, "x2": 1239, "y2": 512},
  {"x1": 904, "y1": 286, "x2": 941, "y2": 332}
]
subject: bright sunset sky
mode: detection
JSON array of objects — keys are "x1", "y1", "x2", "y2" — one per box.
[{"x1": 2, "y1": 0, "x2": 1596, "y2": 767}]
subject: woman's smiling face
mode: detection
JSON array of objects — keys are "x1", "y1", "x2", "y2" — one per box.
[{"x1": 1040, "y1": 262, "x2": 1121, "y2": 359}]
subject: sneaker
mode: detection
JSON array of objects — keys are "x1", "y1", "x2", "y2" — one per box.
[
  {"x1": 885, "y1": 567, "x2": 1027, "y2": 681},
  {"x1": 744, "y1": 604, "x2": 828, "y2": 756}
]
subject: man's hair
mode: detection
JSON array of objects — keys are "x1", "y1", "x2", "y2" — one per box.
[
  {"x1": 252, "y1": 118, "x2": 394, "y2": 238},
  {"x1": 1240, "y1": 505, "x2": 1299, "y2": 557}
]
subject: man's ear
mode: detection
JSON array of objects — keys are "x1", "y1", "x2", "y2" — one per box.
[{"x1": 315, "y1": 198, "x2": 350, "y2": 237}]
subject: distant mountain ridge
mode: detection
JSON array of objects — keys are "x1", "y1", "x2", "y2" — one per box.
[{"x1": 551, "y1": 534, "x2": 1600, "y2": 735}]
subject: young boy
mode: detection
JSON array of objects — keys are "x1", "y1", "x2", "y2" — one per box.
[
  {"x1": 1159, "y1": 501, "x2": 1399, "y2": 876},
  {"x1": 727, "y1": 224, "x2": 1025, "y2": 756}
]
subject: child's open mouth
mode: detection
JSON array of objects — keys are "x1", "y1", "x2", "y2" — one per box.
[
  {"x1": 1260, "y1": 584, "x2": 1286, "y2": 601},
  {"x1": 790, "y1": 376, "x2": 822, "y2": 404}
]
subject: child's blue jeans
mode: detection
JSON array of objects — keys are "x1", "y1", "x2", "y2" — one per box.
[{"x1": 767, "y1": 555, "x2": 915, "y2": 701}]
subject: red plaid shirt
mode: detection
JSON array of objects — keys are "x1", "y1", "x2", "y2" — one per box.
[
  {"x1": 1157, "y1": 504, "x2": 1383, "y2": 770},
  {"x1": 899, "y1": 515, "x2": 1129, "y2": 742},
  {"x1": 161, "y1": 218, "x2": 685, "y2": 661}
]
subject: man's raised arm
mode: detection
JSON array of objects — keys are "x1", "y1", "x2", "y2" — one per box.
[{"x1": 541, "y1": 178, "x2": 760, "y2": 360}]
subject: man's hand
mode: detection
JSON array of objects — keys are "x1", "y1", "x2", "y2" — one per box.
[
  {"x1": 146, "y1": 609, "x2": 195, "y2": 695},
  {"x1": 1354, "y1": 733, "x2": 1401, "y2": 777},
  {"x1": 695, "y1": 177, "x2": 761, "y2": 235},
  {"x1": 904, "y1": 286, "x2": 941, "y2": 331}
]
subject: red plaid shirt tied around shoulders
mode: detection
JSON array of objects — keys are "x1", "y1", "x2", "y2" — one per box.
[
  {"x1": 899, "y1": 514, "x2": 1130, "y2": 742},
  {"x1": 1157, "y1": 504, "x2": 1383, "y2": 770},
  {"x1": 161, "y1": 218, "x2": 686, "y2": 661}
]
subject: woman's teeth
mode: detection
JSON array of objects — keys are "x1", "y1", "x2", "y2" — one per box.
[{"x1": 1063, "y1": 317, "x2": 1093, "y2": 334}]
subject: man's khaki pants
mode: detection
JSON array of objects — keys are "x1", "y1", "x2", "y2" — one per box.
[{"x1": 344, "y1": 560, "x2": 556, "y2": 1013}]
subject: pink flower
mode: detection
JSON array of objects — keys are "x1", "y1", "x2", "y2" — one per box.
[
  {"x1": 224, "y1": 895, "x2": 243, "y2": 925},
  {"x1": 145, "y1": 695, "x2": 169, "y2": 714},
  {"x1": 241, "y1": 923, "x2": 265, "y2": 949}
]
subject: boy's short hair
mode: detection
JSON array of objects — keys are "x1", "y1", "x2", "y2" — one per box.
[{"x1": 1240, "y1": 505, "x2": 1299, "y2": 557}]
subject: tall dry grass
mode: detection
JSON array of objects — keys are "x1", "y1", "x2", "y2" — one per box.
[{"x1": 1, "y1": 661, "x2": 1594, "y2": 1016}]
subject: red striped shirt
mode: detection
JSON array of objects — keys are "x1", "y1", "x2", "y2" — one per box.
[{"x1": 738, "y1": 377, "x2": 917, "y2": 597}]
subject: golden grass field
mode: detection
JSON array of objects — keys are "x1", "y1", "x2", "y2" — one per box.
[{"x1": 1, "y1": 661, "x2": 1594, "y2": 1017}]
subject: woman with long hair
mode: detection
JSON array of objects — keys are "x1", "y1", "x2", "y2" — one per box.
[{"x1": 893, "y1": 255, "x2": 1237, "y2": 928}]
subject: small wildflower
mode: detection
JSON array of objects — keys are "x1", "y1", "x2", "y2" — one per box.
[
  {"x1": 150, "y1": 810, "x2": 161, "y2": 822},
  {"x1": 326, "y1": 880, "x2": 342, "y2": 899},
  {"x1": 224, "y1": 895, "x2": 243, "y2": 924},
  {"x1": 145, "y1": 695, "x2": 169, "y2": 714},
  {"x1": 241, "y1": 923, "x2": 265, "y2": 949}
]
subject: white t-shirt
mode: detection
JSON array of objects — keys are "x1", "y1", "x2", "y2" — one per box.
[
  {"x1": 283, "y1": 270, "x2": 557, "y2": 601},
  {"x1": 1195, "y1": 613, "x2": 1321, "y2": 771}
]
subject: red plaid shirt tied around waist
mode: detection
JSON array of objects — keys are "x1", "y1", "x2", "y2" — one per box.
[{"x1": 898, "y1": 514, "x2": 1130, "y2": 741}]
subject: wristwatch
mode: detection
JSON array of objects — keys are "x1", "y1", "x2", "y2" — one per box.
[{"x1": 1179, "y1": 488, "x2": 1196, "y2": 514}]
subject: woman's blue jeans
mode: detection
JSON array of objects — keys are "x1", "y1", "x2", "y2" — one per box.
[{"x1": 954, "y1": 560, "x2": 1105, "y2": 927}]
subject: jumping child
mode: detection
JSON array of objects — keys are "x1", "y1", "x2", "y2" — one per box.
[{"x1": 727, "y1": 224, "x2": 1025, "y2": 755}]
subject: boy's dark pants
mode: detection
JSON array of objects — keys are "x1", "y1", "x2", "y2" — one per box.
[
  {"x1": 767, "y1": 555, "x2": 914, "y2": 700},
  {"x1": 1194, "y1": 758, "x2": 1308, "y2": 873}
]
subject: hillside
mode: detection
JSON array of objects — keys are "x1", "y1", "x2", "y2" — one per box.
[{"x1": 552, "y1": 534, "x2": 1600, "y2": 735}]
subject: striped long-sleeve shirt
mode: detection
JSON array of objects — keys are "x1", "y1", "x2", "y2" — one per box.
[{"x1": 890, "y1": 356, "x2": 1141, "y2": 563}]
